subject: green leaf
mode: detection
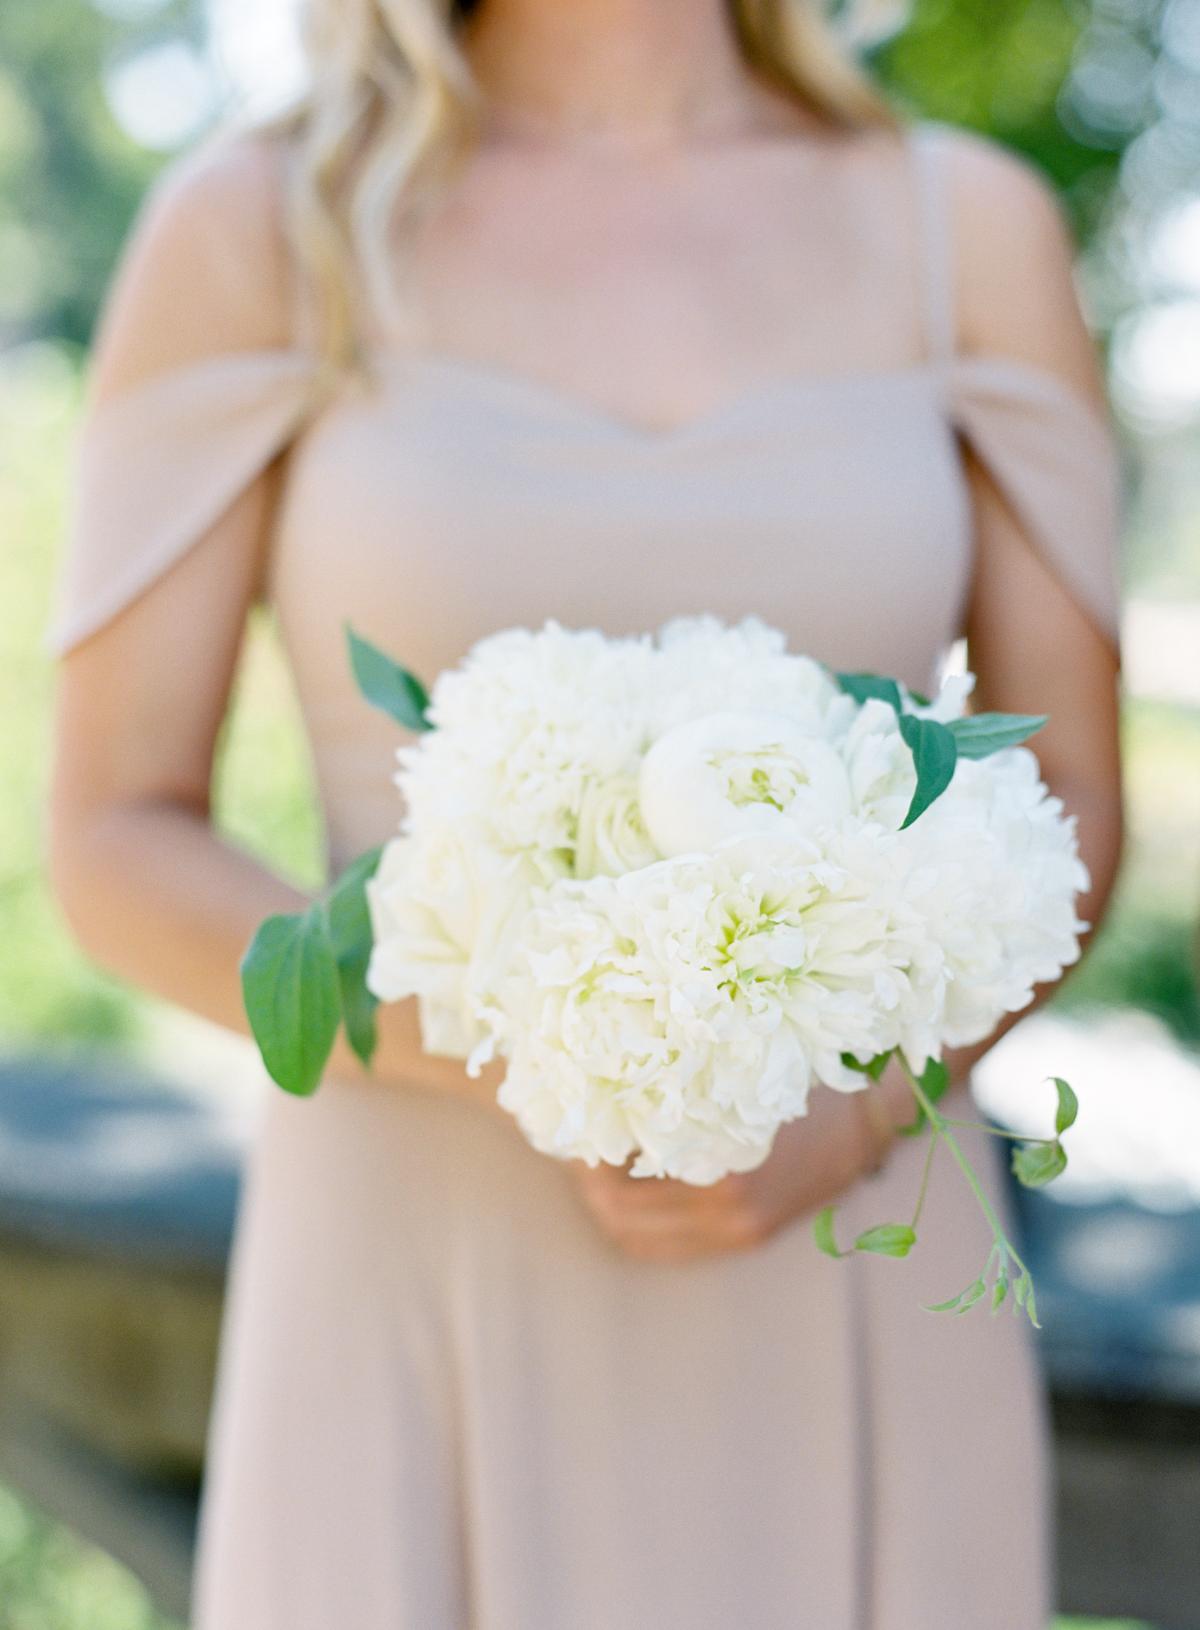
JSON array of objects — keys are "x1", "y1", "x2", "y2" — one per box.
[
  {"x1": 836, "y1": 672, "x2": 903, "y2": 712},
  {"x1": 898, "y1": 715, "x2": 958, "y2": 828},
  {"x1": 897, "y1": 1056, "x2": 950, "y2": 1135},
  {"x1": 925, "y1": 1281, "x2": 972, "y2": 1313},
  {"x1": 240, "y1": 904, "x2": 342, "y2": 1096},
  {"x1": 991, "y1": 1274, "x2": 1009, "y2": 1313},
  {"x1": 953, "y1": 1277, "x2": 988, "y2": 1314},
  {"x1": 1013, "y1": 1272, "x2": 1030, "y2": 1309},
  {"x1": 853, "y1": 1223, "x2": 917, "y2": 1259},
  {"x1": 1051, "y1": 1076, "x2": 1079, "y2": 1137},
  {"x1": 896, "y1": 1057, "x2": 950, "y2": 1136},
  {"x1": 905, "y1": 688, "x2": 931, "y2": 708},
  {"x1": 813, "y1": 1205, "x2": 846, "y2": 1259},
  {"x1": 327, "y1": 846, "x2": 384, "y2": 1068},
  {"x1": 947, "y1": 713, "x2": 1048, "y2": 760},
  {"x1": 1024, "y1": 1283, "x2": 1041, "y2": 1330},
  {"x1": 346, "y1": 623, "x2": 431, "y2": 731},
  {"x1": 916, "y1": 1057, "x2": 950, "y2": 1104},
  {"x1": 1011, "y1": 1139, "x2": 1068, "y2": 1188},
  {"x1": 840, "y1": 1049, "x2": 893, "y2": 1082}
]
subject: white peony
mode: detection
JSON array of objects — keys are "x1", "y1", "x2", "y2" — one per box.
[
  {"x1": 896, "y1": 748, "x2": 1088, "y2": 1046},
  {"x1": 359, "y1": 615, "x2": 1088, "y2": 1188},
  {"x1": 836, "y1": 699, "x2": 918, "y2": 831},
  {"x1": 907, "y1": 670, "x2": 976, "y2": 723},
  {"x1": 573, "y1": 775, "x2": 659, "y2": 878},
  {"x1": 638, "y1": 709, "x2": 852, "y2": 857},
  {"x1": 483, "y1": 833, "x2": 941, "y2": 1183},
  {"x1": 397, "y1": 622, "x2": 656, "y2": 857},
  {"x1": 651, "y1": 616, "x2": 848, "y2": 737},
  {"x1": 365, "y1": 825, "x2": 552, "y2": 1058}
]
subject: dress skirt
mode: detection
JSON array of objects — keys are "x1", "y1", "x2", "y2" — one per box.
[{"x1": 189, "y1": 1070, "x2": 1052, "y2": 1630}]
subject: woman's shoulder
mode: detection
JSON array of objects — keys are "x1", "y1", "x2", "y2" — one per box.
[
  {"x1": 926, "y1": 121, "x2": 1073, "y2": 255},
  {"x1": 138, "y1": 125, "x2": 295, "y2": 257},
  {"x1": 844, "y1": 116, "x2": 1068, "y2": 258},
  {"x1": 91, "y1": 126, "x2": 304, "y2": 395},
  {"x1": 917, "y1": 121, "x2": 1107, "y2": 407}
]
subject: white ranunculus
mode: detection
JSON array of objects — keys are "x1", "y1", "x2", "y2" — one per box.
[
  {"x1": 573, "y1": 776, "x2": 658, "y2": 878},
  {"x1": 638, "y1": 709, "x2": 853, "y2": 858}
]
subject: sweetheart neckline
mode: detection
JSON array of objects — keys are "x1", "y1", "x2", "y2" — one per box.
[
  {"x1": 373, "y1": 351, "x2": 941, "y2": 441},
  {"x1": 92, "y1": 341, "x2": 1116, "y2": 452},
  {"x1": 366, "y1": 347, "x2": 1114, "y2": 444}
]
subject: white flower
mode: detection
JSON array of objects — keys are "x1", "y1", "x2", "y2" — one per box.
[
  {"x1": 652, "y1": 616, "x2": 847, "y2": 736},
  {"x1": 365, "y1": 825, "x2": 551, "y2": 1058},
  {"x1": 837, "y1": 699, "x2": 917, "y2": 831},
  {"x1": 638, "y1": 709, "x2": 852, "y2": 857},
  {"x1": 907, "y1": 670, "x2": 976, "y2": 722},
  {"x1": 897, "y1": 748, "x2": 1088, "y2": 1045},
  {"x1": 357, "y1": 615, "x2": 1089, "y2": 1190},
  {"x1": 573, "y1": 776, "x2": 658, "y2": 878},
  {"x1": 483, "y1": 833, "x2": 939, "y2": 1183},
  {"x1": 398, "y1": 622, "x2": 655, "y2": 857}
]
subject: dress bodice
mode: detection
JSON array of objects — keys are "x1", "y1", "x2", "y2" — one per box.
[{"x1": 43, "y1": 122, "x2": 1122, "y2": 877}]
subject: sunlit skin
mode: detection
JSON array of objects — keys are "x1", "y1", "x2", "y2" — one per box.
[{"x1": 47, "y1": 0, "x2": 1122, "y2": 1266}]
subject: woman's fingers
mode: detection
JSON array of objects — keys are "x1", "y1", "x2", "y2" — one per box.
[{"x1": 569, "y1": 1158, "x2": 770, "y2": 1261}]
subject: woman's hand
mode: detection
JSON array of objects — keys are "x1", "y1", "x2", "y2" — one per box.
[{"x1": 569, "y1": 1070, "x2": 911, "y2": 1265}]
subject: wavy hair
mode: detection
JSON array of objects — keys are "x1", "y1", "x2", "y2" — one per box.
[{"x1": 276, "y1": 0, "x2": 903, "y2": 366}]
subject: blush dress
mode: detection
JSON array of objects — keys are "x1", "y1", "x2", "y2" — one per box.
[{"x1": 44, "y1": 119, "x2": 1121, "y2": 1630}]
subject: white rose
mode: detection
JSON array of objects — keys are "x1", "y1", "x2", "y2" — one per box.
[
  {"x1": 573, "y1": 776, "x2": 658, "y2": 878},
  {"x1": 638, "y1": 709, "x2": 851, "y2": 857}
]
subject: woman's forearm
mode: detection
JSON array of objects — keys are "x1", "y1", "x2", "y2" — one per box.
[{"x1": 47, "y1": 795, "x2": 509, "y2": 1117}]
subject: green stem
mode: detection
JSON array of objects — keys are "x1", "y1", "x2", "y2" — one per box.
[
  {"x1": 910, "y1": 1130, "x2": 939, "y2": 1231},
  {"x1": 899, "y1": 1059, "x2": 1030, "y2": 1281},
  {"x1": 940, "y1": 1117, "x2": 1057, "y2": 1145}
]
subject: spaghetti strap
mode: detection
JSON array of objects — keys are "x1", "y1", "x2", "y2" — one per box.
[
  {"x1": 906, "y1": 121, "x2": 957, "y2": 366},
  {"x1": 275, "y1": 141, "x2": 325, "y2": 358}
]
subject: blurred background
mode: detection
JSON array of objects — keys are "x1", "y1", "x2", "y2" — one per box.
[{"x1": 1, "y1": 0, "x2": 1198, "y2": 1625}]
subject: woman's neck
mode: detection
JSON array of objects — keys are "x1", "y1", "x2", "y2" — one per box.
[{"x1": 460, "y1": 0, "x2": 809, "y2": 150}]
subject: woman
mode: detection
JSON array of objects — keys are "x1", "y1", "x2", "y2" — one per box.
[{"x1": 44, "y1": 0, "x2": 1123, "y2": 1625}]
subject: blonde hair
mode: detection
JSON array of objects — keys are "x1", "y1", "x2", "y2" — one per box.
[{"x1": 279, "y1": 0, "x2": 900, "y2": 367}]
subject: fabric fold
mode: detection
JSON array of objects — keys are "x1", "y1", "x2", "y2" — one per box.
[
  {"x1": 43, "y1": 349, "x2": 320, "y2": 658},
  {"x1": 943, "y1": 353, "x2": 1123, "y2": 645}
]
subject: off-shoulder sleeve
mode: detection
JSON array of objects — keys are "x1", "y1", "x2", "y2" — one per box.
[
  {"x1": 41, "y1": 135, "x2": 323, "y2": 659},
  {"x1": 944, "y1": 353, "x2": 1124, "y2": 646},
  {"x1": 42, "y1": 350, "x2": 319, "y2": 656}
]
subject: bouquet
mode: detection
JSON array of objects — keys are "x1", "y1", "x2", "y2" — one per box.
[{"x1": 242, "y1": 617, "x2": 1087, "y2": 1326}]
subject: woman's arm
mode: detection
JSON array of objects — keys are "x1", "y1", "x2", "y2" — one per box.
[
  {"x1": 570, "y1": 132, "x2": 1124, "y2": 1261},
  {"x1": 45, "y1": 140, "x2": 507, "y2": 1118},
  {"x1": 953, "y1": 129, "x2": 1123, "y2": 903},
  {"x1": 938, "y1": 131, "x2": 1124, "y2": 1084}
]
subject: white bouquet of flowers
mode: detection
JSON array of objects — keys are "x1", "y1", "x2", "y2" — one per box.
[{"x1": 242, "y1": 617, "x2": 1087, "y2": 1324}]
